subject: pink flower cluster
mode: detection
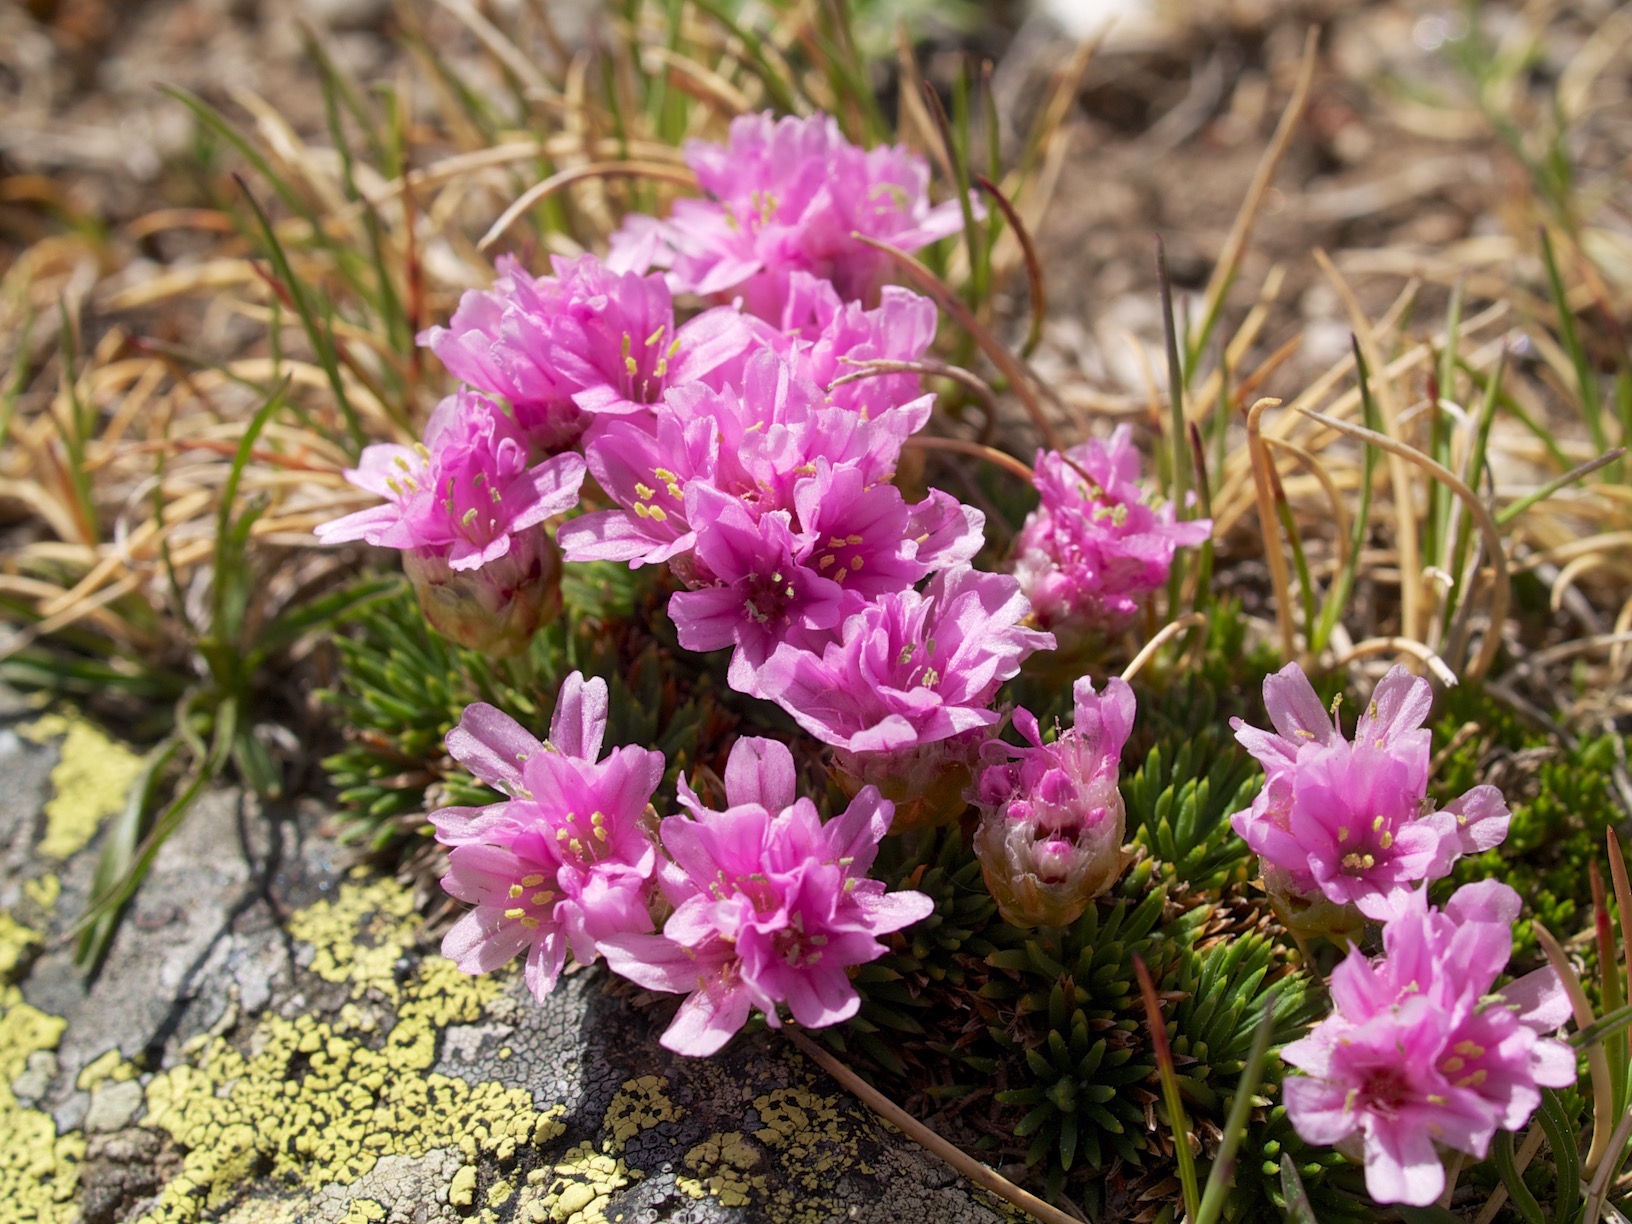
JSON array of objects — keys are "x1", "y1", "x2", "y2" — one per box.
[
  {"x1": 1232, "y1": 663, "x2": 1510, "y2": 927},
  {"x1": 432, "y1": 674, "x2": 931, "y2": 1055},
  {"x1": 1012, "y1": 425, "x2": 1213, "y2": 643},
  {"x1": 1283, "y1": 881, "x2": 1574, "y2": 1205}
]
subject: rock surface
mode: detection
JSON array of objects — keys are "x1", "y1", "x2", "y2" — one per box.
[{"x1": 0, "y1": 707, "x2": 1018, "y2": 1223}]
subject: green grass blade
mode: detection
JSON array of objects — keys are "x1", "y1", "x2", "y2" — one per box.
[
  {"x1": 1493, "y1": 1130, "x2": 1547, "y2": 1224},
  {"x1": 237, "y1": 183, "x2": 365, "y2": 451},
  {"x1": 1194, "y1": 992, "x2": 1277, "y2": 1224},
  {"x1": 75, "y1": 735, "x2": 185, "y2": 969},
  {"x1": 1312, "y1": 336, "x2": 1379, "y2": 654},
  {"x1": 1540, "y1": 226, "x2": 1604, "y2": 450}
]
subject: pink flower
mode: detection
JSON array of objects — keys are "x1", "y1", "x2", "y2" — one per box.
[
  {"x1": 667, "y1": 484, "x2": 846, "y2": 694},
  {"x1": 314, "y1": 390, "x2": 586, "y2": 653},
  {"x1": 556, "y1": 406, "x2": 716, "y2": 569},
  {"x1": 1282, "y1": 881, "x2": 1575, "y2": 1206},
  {"x1": 1012, "y1": 425, "x2": 1212, "y2": 640},
  {"x1": 314, "y1": 389, "x2": 586, "y2": 572},
  {"x1": 608, "y1": 112, "x2": 972, "y2": 319},
  {"x1": 757, "y1": 565, "x2": 1054, "y2": 755},
  {"x1": 419, "y1": 254, "x2": 761, "y2": 449},
  {"x1": 1231, "y1": 664, "x2": 1510, "y2": 923},
  {"x1": 600, "y1": 736, "x2": 933, "y2": 1055},
  {"x1": 431, "y1": 673, "x2": 665, "y2": 1001},
  {"x1": 973, "y1": 676, "x2": 1136, "y2": 927},
  {"x1": 773, "y1": 273, "x2": 939, "y2": 419}
]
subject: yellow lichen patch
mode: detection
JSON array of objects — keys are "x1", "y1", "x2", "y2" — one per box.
[
  {"x1": 677, "y1": 1132, "x2": 765, "y2": 1209},
  {"x1": 22, "y1": 874, "x2": 59, "y2": 911},
  {"x1": 0, "y1": 910, "x2": 42, "y2": 977},
  {"x1": 514, "y1": 1141, "x2": 635, "y2": 1223},
  {"x1": 137, "y1": 877, "x2": 568, "y2": 1224},
  {"x1": 752, "y1": 1084, "x2": 857, "y2": 1191},
  {"x1": 0, "y1": 906, "x2": 82, "y2": 1223},
  {"x1": 21, "y1": 712, "x2": 146, "y2": 858},
  {"x1": 76, "y1": 1047, "x2": 139, "y2": 1091},
  {"x1": 285, "y1": 873, "x2": 419, "y2": 1002},
  {"x1": 341, "y1": 1201, "x2": 386, "y2": 1224},
  {"x1": 602, "y1": 1075, "x2": 678, "y2": 1148}
]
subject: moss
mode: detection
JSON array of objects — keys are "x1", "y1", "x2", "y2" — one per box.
[{"x1": 20, "y1": 712, "x2": 146, "y2": 858}]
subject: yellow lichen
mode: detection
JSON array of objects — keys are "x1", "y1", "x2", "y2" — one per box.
[
  {"x1": 677, "y1": 1132, "x2": 765, "y2": 1209},
  {"x1": 285, "y1": 873, "x2": 420, "y2": 1003},
  {"x1": 22, "y1": 874, "x2": 59, "y2": 911},
  {"x1": 0, "y1": 911, "x2": 42, "y2": 977},
  {"x1": 137, "y1": 877, "x2": 567, "y2": 1223},
  {"x1": 76, "y1": 1047, "x2": 139, "y2": 1091},
  {"x1": 0, "y1": 909, "x2": 82, "y2": 1222},
  {"x1": 515, "y1": 1141, "x2": 634, "y2": 1223},
  {"x1": 21, "y1": 712, "x2": 146, "y2": 858},
  {"x1": 602, "y1": 1075, "x2": 678, "y2": 1147}
]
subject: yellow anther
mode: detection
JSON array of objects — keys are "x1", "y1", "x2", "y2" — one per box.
[
  {"x1": 386, "y1": 476, "x2": 404, "y2": 497},
  {"x1": 1441, "y1": 1057, "x2": 1464, "y2": 1074},
  {"x1": 818, "y1": 554, "x2": 836, "y2": 570},
  {"x1": 1337, "y1": 827, "x2": 1349, "y2": 843},
  {"x1": 556, "y1": 828, "x2": 570, "y2": 841},
  {"x1": 414, "y1": 442, "x2": 431, "y2": 459},
  {"x1": 1379, "y1": 831, "x2": 1394, "y2": 849},
  {"x1": 394, "y1": 455, "x2": 412, "y2": 472},
  {"x1": 635, "y1": 482, "x2": 656, "y2": 501},
  {"x1": 634, "y1": 503, "x2": 651, "y2": 519},
  {"x1": 1453, "y1": 1041, "x2": 1485, "y2": 1058},
  {"x1": 530, "y1": 890, "x2": 554, "y2": 906},
  {"x1": 569, "y1": 838, "x2": 584, "y2": 855},
  {"x1": 648, "y1": 506, "x2": 669, "y2": 523},
  {"x1": 1456, "y1": 1069, "x2": 1488, "y2": 1089},
  {"x1": 850, "y1": 556, "x2": 863, "y2": 570},
  {"x1": 1372, "y1": 815, "x2": 1385, "y2": 832},
  {"x1": 625, "y1": 355, "x2": 639, "y2": 377},
  {"x1": 521, "y1": 874, "x2": 546, "y2": 887},
  {"x1": 461, "y1": 507, "x2": 479, "y2": 526},
  {"x1": 654, "y1": 467, "x2": 678, "y2": 482},
  {"x1": 645, "y1": 325, "x2": 667, "y2": 346},
  {"x1": 845, "y1": 534, "x2": 863, "y2": 545},
  {"x1": 666, "y1": 481, "x2": 682, "y2": 499},
  {"x1": 508, "y1": 884, "x2": 524, "y2": 899},
  {"x1": 504, "y1": 907, "x2": 527, "y2": 920},
  {"x1": 1361, "y1": 854, "x2": 1375, "y2": 869},
  {"x1": 593, "y1": 827, "x2": 608, "y2": 842},
  {"x1": 519, "y1": 916, "x2": 539, "y2": 930}
]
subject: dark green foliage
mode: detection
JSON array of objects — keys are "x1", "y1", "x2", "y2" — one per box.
[
  {"x1": 1123, "y1": 719, "x2": 1259, "y2": 894},
  {"x1": 320, "y1": 564, "x2": 746, "y2": 850},
  {"x1": 1432, "y1": 685, "x2": 1628, "y2": 960}
]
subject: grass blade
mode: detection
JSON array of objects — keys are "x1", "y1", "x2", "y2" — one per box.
[
  {"x1": 1194, "y1": 992, "x2": 1277, "y2": 1224},
  {"x1": 1134, "y1": 953, "x2": 1199, "y2": 1219},
  {"x1": 1539, "y1": 225, "x2": 1604, "y2": 450}
]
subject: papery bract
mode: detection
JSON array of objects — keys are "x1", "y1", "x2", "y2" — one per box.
[
  {"x1": 431, "y1": 673, "x2": 664, "y2": 1001},
  {"x1": 1012, "y1": 424, "x2": 1211, "y2": 642},
  {"x1": 1282, "y1": 881, "x2": 1574, "y2": 1206},
  {"x1": 314, "y1": 390, "x2": 586, "y2": 654},
  {"x1": 973, "y1": 676, "x2": 1136, "y2": 927},
  {"x1": 608, "y1": 112, "x2": 972, "y2": 319},
  {"x1": 600, "y1": 736, "x2": 933, "y2": 1055},
  {"x1": 1231, "y1": 663, "x2": 1510, "y2": 924}
]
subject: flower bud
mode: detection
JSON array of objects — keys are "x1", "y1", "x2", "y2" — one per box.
[
  {"x1": 405, "y1": 528, "x2": 561, "y2": 657},
  {"x1": 971, "y1": 676, "x2": 1135, "y2": 928}
]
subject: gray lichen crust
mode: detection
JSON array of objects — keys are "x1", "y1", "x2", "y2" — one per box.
[{"x1": 1, "y1": 710, "x2": 1018, "y2": 1223}]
